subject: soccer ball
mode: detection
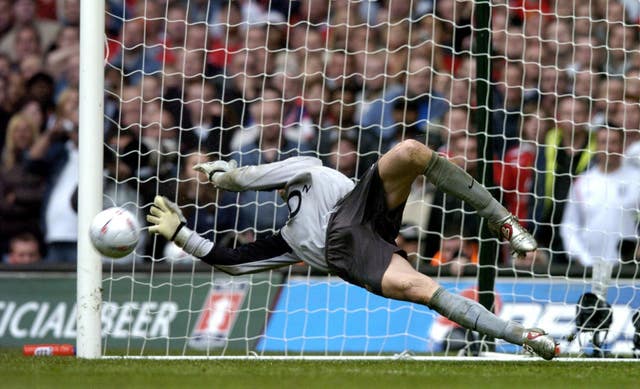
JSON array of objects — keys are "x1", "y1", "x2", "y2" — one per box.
[{"x1": 89, "y1": 207, "x2": 140, "y2": 258}]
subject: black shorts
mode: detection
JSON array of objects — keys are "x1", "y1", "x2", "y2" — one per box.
[{"x1": 325, "y1": 163, "x2": 407, "y2": 296}]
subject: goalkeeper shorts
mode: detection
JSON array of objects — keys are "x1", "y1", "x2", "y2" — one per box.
[{"x1": 325, "y1": 163, "x2": 407, "y2": 296}]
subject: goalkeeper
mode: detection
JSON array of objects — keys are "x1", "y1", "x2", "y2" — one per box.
[{"x1": 147, "y1": 140, "x2": 558, "y2": 360}]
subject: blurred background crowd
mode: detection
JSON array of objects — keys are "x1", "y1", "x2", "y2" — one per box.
[{"x1": 1, "y1": 0, "x2": 639, "y2": 275}]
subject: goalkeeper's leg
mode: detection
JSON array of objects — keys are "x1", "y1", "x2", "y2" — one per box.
[
  {"x1": 378, "y1": 140, "x2": 536, "y2": 255},
  {"x1": 381, "y1": 255, "x2": 558, "y2": 360}
]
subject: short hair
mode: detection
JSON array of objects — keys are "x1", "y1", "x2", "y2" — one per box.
[{"x1": 9, "y1": 232, "x2": 39, "y2": 247}]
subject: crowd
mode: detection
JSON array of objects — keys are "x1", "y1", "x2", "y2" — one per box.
[{"x1": 1, "y1": 0, "x2": 639, "y2": 275}]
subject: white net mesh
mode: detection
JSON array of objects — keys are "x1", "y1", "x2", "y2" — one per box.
[{"x1": 99, "y1": 0, "x2": 640, "y2": 357}]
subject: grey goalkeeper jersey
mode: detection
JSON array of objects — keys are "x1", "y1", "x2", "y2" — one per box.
[{"x1": 212, "y1": 157, "x2": 355, "y2": 272}]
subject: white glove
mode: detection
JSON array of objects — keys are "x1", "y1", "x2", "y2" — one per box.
[
  {"x1": 193, "y1": 159, "x2": 238, "y2": 184},
  {"x1": 146, "y1": 196, "x2": 186, "y2": 242}
]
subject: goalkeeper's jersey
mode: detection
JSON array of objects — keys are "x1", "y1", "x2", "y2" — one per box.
[{"x1": 210, "y1": 157, "x2": 355, "y2": 273}]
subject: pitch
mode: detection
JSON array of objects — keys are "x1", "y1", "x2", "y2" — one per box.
[{"x1": 2, "y1": 350, "x2": 639, "y2": 389}]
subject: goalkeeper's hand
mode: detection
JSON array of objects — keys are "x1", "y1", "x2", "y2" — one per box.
[
  {"x1": 146, "y1": 196, "x2": 186, "y2": 241},
  {"x1": 193, "y1": 159, "x2": 237, "y2": 186}
]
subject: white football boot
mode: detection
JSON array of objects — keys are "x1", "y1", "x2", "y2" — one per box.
[
  {"x1": 522, "y1": 328, "x2": 559, "y2": 360},
  {"x1": 489, "y1": 214, "x2": 538, "y2": 256}
]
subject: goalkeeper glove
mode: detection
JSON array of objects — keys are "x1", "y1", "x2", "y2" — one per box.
[
  {"x1": 193, "y1": 159, "x2": 237, "y2": 186},
  {"x1": 146, "y1": 196, "x2": 187, "y2": 243}
]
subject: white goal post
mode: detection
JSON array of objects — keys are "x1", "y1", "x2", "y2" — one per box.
[
  {"x1": 77, "y1": 0, "x2": 105, "y2": 359},
  {"x1": 77, "y1": 0, "x2": 640, "y2": 359}
]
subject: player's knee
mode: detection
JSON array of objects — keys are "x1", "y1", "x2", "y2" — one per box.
[
  {"x1": 394, "y1": 140, "x2": 431, "y2": 170},
  {"x1": 393, "y1": 276, "x2": 430, "y2": 304}
]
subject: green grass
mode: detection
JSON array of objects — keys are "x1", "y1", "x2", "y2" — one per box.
[{"x1": 2, "y1": 350, "x2": 639, "y2": 389}]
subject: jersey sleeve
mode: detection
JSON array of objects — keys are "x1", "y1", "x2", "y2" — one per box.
[
  {"x1": 213, "y1": 156, "x2": 322, "y2": 192},
  {"x1": 175, "y1": 226, "x2": 300, "y2": 275}
]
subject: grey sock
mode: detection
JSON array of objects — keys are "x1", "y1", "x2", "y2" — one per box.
[
  {"x1": 423, "y1": 153, "x2": 508, "y2": 223},
  {"x1": 428, "y1": 287, "x2": 524, "y2": 345}
]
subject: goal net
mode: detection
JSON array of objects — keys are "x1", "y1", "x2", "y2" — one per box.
[{"x1": 94, "y1": 0, "x2": 640, "y2": 358}]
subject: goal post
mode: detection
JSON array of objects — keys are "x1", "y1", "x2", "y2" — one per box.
[{"x1": 77, "y1": 0, "x2": 105, "y2": 359}]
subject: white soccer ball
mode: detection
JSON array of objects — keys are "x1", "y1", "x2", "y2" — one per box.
[{"x1": 89, "y1": 207, "x2": 140, "y2": 258}]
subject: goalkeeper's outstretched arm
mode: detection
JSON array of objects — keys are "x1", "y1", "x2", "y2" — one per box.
[
  {"x1": 193, "y1": 156, "x2": 322, "y2": 192},
  {"x1": 146, "y1": 196, "x2": 299, "y2": 275}
]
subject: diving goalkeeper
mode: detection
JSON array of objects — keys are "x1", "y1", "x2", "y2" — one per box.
[{"x1": 146, "y1": 139, "x2": 558, "y2": 360}]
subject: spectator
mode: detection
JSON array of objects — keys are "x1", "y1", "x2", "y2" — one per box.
[
  {"x1": 131, "y1": 0, "x2": 165, "y2": 47},
  {"x1": 225, "y1": 50, "x2": 261, "y2": 102},
  {"x1": 295, "y1": 81, "x2": 334, "y2": 147},
  {"x1": 437, "y1": 107, "x2": 473, "y2": 153},
  {"x1": 17, "y1": 96, "x2": 46, "y2": 132},
  {"x1": 4, "y1": 232, "x2": 41, "y2": 265},
  {"x1": 0, "y1": 51, "x2": 11, "y2": 79},
  {"x1": 59, "y1": 0, "x2": 80, "y2": 27},
  {"x1": 431, "y1": 0, "x2": 473, "y2": 73},
  {"x1": 429, "y1": 228, "x2": 479, "y2": 277},
  {"x1": 10, "y1": 24, "x2": 43, "y2": 67},
  {"x1": 242, "y1": 24, "x2": 274, "y2": 81},
  {"x1": 561, "y1": 126, "x2": 640, "y2": 296},
  {"x1": 569, "y1": 36, "x2": 605, "y2": 76},
  {"x1": 572, "y1": 70, "x2": 601, "y2": 101},
  {"x1": 160, "y1": 2, "x2": 188, "y2": 68},
  {"x1": 297, "y1": 0, "x2": 330, "y2": 28},
  {"x1": 326, "y1": 86, "x2": 358, "y2": 130},
  {"x1": 542, "y1": 18, "x2": 573, "y2": 69},
  {"x1": 355, "y1": 52, "x2": 393, "y2": 142},
  {"x1": 207, "y1": 1, "x2": 244, "y2": 70},
  {"x1": 107, "y1": 19, "x2": 162, "y2": 85},
  {"x1": 229, "y1": 87, "x2": 281, "y2": 151},
  {"x1": 522, "y1": 41, "x2": 544, "y2": 99},
  {"x1": 18, "y1": 53, "x2": 44, "y2": 82},
  {"x1": 491, "y1": 62, "x2": 529, "y2": 155},
  {"x1": 359, "y1": 55, "x2": 448, "y2": 152},
  {"x1": 182, "y1": 24, "x2": 219, "y2": 78},
  {"x1": 0, "y1": 75, "x2": 11, "y2": 151},
  {"x1": 171, "y1": 79, "x2": 221, "y2": 153},
  {"x1": 531, "y1": 96, "x2": 596, "y2": 263},
  {"x1": 537, "y1": 67, "x2": 569, "y2": 117},
  {"x1": 493, "y1": 112, "x2": 542, "y2": 225},
  {"x1": 51, "y1": 50, "x2": 79, "y2": 99},
  {"x1": 0, "y1": 0, "x2": 60, "y2": 62},
  {"x1": 25, "y1": 72, "x2": 55, "y2": 115},
  {"x1": 604, "y1": 22, "x2": 638, "y2": 76},
  {"x1": 269, "y1": 55, "x2": 304, "y2": 128},
  {"x1": 0, "y1": 0, "x2": 12, "y2": 42},
  {"x1": 288, "y1": 24, "x2": 325, "y2": 83},
  {"x1": 618, "y1": 101, "x2": 640, "y2": 169},
  {"x1": 104, "y1": 125, "x2": 151, "y2": 187},
  {"x1": 44, "y1": 24, "x2": 79, "y2": 82},
  {"x1": 24, "y1": 88, "x2": 79, "y2": 263},
  {"x1": 0, "y1": 113, "x2": 45, "y2": 254},
  {"x1": 140, "y1": 99, "x2": 179, "y2": 180},
  {"x1": 593, "y1": 76, "x2": 625, "y2": 126},
  {"x1": 625, "y1": 67, "x2": 640, "y2": 101},
  {"x1": 388, "y1": 97, "x2": 433, "y2": 149},
  {"x1": 326, "y1": 133, "x2": 359, "y2": 179},
  {"x1": 323, "y1": 50, "x2": 354, "y2": 92}
]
